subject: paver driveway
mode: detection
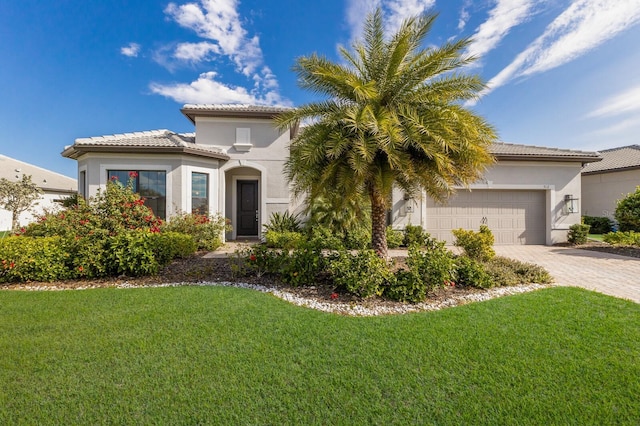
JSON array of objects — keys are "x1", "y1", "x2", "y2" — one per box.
[{"x1": 494, "y1": 245, "x2": 640, "y2": 303}]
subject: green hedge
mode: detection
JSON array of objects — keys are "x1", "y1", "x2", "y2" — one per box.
[
  {"x1": 0, "y1": 232, "x2": 196, "y2": 283},
  {"x1": 0, "y1": 236, "x2": 71, "y2": 283}
]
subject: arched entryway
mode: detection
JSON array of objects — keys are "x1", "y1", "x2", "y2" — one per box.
[{"x1": 221, "y1": 162, "x2": 266, "y2": 240}]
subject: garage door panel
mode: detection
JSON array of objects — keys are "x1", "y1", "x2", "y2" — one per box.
[{"x1": 426, "y1": 190, "x2": 546, "y2": 245}]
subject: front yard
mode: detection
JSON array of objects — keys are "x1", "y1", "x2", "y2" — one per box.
[{"x1": 1, "y1": 285, "x2": 638, "y2": 424}]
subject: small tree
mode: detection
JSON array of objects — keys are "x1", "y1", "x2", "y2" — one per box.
[
  {"x1": 615, "y1": 186, "x2": 640, "y2": 232},
  {"x1": 0, "y1": 175, "x2": 43, "y2": 232}
]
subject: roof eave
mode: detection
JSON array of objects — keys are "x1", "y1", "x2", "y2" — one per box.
[
  {"x1": 181, "y1": 107, "x2": 286, "y2": 124},
  {"x1": 61, "y1": 145, "x2": 230, "y2": 161},
  {"x1": 494, "y1": 154, "x2": 602, "y2": 164},
  {"x1": 582, "y1": 164, "x2": 640, "y2": 175}
]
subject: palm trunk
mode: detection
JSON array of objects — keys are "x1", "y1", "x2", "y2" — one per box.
[{"x1": 370, "y1": 187, "x2": 388, "y2": 259}]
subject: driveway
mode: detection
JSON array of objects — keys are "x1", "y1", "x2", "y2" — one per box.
[{"x1": 494, "y1": 245, "x2": 640, "y2": 303}]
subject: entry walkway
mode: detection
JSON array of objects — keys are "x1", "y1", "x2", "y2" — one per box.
[{"x1": 493, "y1": 245, "x2": 640, "y2": 303}]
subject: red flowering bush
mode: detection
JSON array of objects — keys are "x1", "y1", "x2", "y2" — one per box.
[
  {"x1": 161, "y1": 212, "x2": 229, "y2": 251},
  {"x1": 0, "y1": 177, "x2": 197, "y2": 282}
]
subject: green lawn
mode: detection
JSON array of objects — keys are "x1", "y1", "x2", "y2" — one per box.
[
  {"x1": 588, "y1": 233, "x2": 605, "y2": 242},
  {"x1": 1, "y1": 286, "x2": 638, "y2": 424}
]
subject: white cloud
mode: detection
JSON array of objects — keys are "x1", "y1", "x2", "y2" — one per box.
[
  {"x1": 384, "y1": 0, "x2": 436, "y2": 35},
  {"x1": 120, "y1": 43, "x2": 141, "y2": 57},
  {"x1": 149, "y1": 71, "x2": 290, "y2": 106},
  {"x1": 164, "y1": 0, "x2": 262, "y2": 75},
  {"x1": 149, "y1": 0, "x2": 289, "y2": 106},
  {"x1": 480, "y1": 0, "x2": 640, "y2": 100},
  {"x1": 588, "y1": 85, "x2": 640, "y2": 118},
  {"x1": 173, "y1": 41, "x2": 220, "y2": 62},
  {"x1": 590, "y1": 116, "x2": 640, "y2": 135},
  {"x1": 346, "y1": 0, "x2": 434, "y2": 42},
  {"x1": 457, "y1": 1, "x2": 472, "y2": 31},
  {"x1": 465, "y1": 0, "x2": 536, "y2": 60}
]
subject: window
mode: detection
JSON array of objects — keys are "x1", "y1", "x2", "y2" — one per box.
[
  {"x1": 192, "y1": 172, "x2": 209, "y2": 215},
  {"x1": 107, "y1": 170, "x2": 166, "y2": 219}
]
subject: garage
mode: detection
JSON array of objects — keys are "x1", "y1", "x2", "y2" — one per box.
[{"x1": 425, "y1": 189, "x2": 546, "y2": 245}]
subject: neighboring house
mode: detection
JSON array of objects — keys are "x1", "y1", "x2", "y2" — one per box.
[
  {"x1": 0, "y1": 154, "x2": 77, "y2": 231},
  {"x1": 62, "y1": 104, "x2": 601, "y2": 245},
  {"x1": 581, "y1": 145, "x2": 640, "y2": 220}
]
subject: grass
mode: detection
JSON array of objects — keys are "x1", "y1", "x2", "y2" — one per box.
[
  {"x1": 588, "y1": 233, "x2": 605, "y2": 242},
  {"x1": 1, "y1": 286, "x2": 638, "y2": 424},
  {"x1": 0, "y1": 231, "x2": 9, "y2": 238}
]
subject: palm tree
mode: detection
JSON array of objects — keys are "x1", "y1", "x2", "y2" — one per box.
[{"x1": 277, "y1": 9, "x2": 497, "y2": 258}]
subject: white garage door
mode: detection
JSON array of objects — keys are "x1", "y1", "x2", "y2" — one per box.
[{"x1": 426, "y1": 190, "x2": 546, "y2": 245}]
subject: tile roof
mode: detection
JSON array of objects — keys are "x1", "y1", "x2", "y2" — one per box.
[
  {"x1": 0, "y1": 154, "x2": 77, "y2": 192},
  {"x1": 581, "y1": 145, "x2": 640, "y2": 174},
  {"x1": 62, "y1": 129, "x2": 229, "y2": 160},
  {"x1": 490, "y1": 142, "x2": 601, "y2": 163},
  {"x1": 181, "y1": 104, "x2": 293, "y2": 123},
  {"x1": 490, "y1": 142, "x2": 600, "y2": 161}
]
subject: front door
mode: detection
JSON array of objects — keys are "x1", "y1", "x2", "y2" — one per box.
[{"x1": 237, "y1": 180, "x2": 259, "y2": 236}]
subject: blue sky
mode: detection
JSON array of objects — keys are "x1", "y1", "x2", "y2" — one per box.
[{"x1": 2, "y1": 0, "x2": 640, "y2": 178}]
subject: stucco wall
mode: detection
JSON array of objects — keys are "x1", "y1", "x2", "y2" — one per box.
[
  {"x1": 77, "y1": 153, "x2": 220, "y2": 219},
  {"x1": 582, "y1": 169, "x2": 640, "y2": 219},
  {"x1": 0, "y1": 191, "x2": 71, "y2": 231},
  {"x1": 391, "y1": 161, "x2": 583, "y2": 244},
  {"x1": 195, "y1": 117, "x2": 289, "y2": 160}
]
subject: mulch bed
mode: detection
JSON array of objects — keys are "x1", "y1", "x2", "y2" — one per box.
[{"x1": 3, "y1": 242, "x2": 638, "y2": 309}]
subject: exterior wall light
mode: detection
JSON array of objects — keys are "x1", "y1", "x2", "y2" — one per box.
[{"x1": 564, "y1": 194, "x2": 579, "y2": 214}]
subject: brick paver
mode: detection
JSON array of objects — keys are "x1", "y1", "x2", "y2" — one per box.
[{"x1": 494, "y1": 245, "x2": 640, "y2": 303}]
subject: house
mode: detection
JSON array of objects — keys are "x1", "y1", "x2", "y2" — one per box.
[
  {"x1": 0, "y1": 154, "x2": 77, "y2": 231},
  {"x1": 581, "y1": 145, "x2": 640, "y2": 220},
  {"x1": 62, "y1": 104, "x2": 601, "y2": 245}
]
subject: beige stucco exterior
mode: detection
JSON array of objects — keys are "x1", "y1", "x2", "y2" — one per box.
[
  {"x1": 63, "y1": 105, "x2": 599, "y2": 245},
  {"x1": 582, "y1": 169, "x2": 640, "y2": 219},
  {"x1": 391, "y1": 161, "x2": 584, "y2": 245}
]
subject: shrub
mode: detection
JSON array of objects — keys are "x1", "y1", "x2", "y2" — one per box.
[
  {"x1": 602, "y1": 231, "x2": 640, "y2": 246},
  {"x1": 455, "y1": 256, "x2": 493, "y2": 289},
  {"x1": 328, "y1": 250, "x2": 392, "y2": 298},
  {"x1": 582, "y1": 216, "x2": 613, "y2": 234},
  {"x1": 237, "y1": 245, "x2": 288, "y2": 278},
  {"x1": 149, "y1": 232, "x2": 197, "y2": 265},
  {"x1": 386, "y1": 226, "x2": 404, "y2": 249},
  {"x1": 162, "y1": 212, "x2": 229, "y2": 251},
  {"x1": 403, "y1": 225, "x2": 429, "y2": 247},
  {"x1": 385, "y1": 269, "x2": 424, "y2": 302},
  {"x1": 344, "y1": 226, "x2": 371, "y2": 250},
  {"x1": 0, "y1": 236, "x2": 71, "y2": 283},
  {"x1": 483, "y1": 256, "x2": 553, "y2": 286},
  {"x1": 264, "y1": 230, "x2": 305, "y2": 249},
  {"x1": 263, "y1": 211, "x2": 302, "y2": 233},
  {"x1": 107, "y1": 231, "x2": 161, "y2": 276},
  {"x1": 405, "y1": 241, "x2": 456, "y2": 292},
  {"x1": 279, "y1": 243, "x2": 327, "y2": 286},
  {"x1": 615, "y1": 186, "x2": 640, "y2": 232},
  {"x1": 452, "y1": 225, "x2": 495, "y2": 261},
  {"x1": 19, "y1": 180, "x2": 196, "y2": 281},
  {"x1": 307, "y1": 226, "x2": 345, "y2": 250},
  {"x1": 567, "y1": 224, "x2": 590, "y2": 245}
]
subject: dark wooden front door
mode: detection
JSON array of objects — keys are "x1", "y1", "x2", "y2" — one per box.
[{"x1": 237, "y1": 180, "x2": 259, "y2": 236}]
